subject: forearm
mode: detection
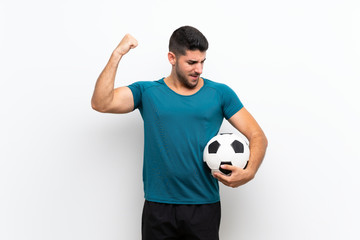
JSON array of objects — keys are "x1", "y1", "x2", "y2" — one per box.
[
  {"x1": 227, "y1": 109, "x2": 268, "y2": 176},
  {"x1": 91, "y1": 52, "x2": 123, "y2": 111},
  {"x1": 246, "y1": 132, "x2": 268, "y2": 176}
]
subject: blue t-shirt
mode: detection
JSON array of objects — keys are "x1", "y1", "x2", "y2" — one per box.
[{"x1": 128, "y1": 78, "x2": 243, "y2": 204}]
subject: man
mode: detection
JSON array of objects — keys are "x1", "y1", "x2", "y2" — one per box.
[{"x1": 91, "y1": 26, "x2": 267, "y2": 240}]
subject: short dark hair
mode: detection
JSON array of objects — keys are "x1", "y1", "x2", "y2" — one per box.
[{"x1": 169, "y1": 26, "x2": 208, "y2": 56}]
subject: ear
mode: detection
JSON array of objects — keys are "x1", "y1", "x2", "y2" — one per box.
[{"x1": 168, "y1": 52, "x2": 176, "y2": 66}]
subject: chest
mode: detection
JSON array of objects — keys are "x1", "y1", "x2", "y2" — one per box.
[{"x1": 141, "y1": 88, "x2": 223, "y2": 123}]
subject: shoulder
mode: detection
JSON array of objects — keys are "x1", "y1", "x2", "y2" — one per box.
[
  {"x1": 203, "y1": 78, "x2": 236, "y2": 95},
  {"x1": 127, "y1": 79, "x2": 165, "y2": 109},
  {"x1": 128, "y1": 79, "x2": 164, "y2": 92}
]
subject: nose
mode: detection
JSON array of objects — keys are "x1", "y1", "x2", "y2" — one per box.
[{"x1": 194, "y1": 63, "x2": 203, "y2": 75}]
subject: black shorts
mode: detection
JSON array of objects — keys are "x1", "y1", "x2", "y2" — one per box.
[{"x1": 142, "y1": 200, "x2": 221, "y2": 240}]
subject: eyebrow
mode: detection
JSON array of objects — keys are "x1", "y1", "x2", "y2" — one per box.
[{"x1": 188, "y1": 58, "x2": 207, "y2": 63}]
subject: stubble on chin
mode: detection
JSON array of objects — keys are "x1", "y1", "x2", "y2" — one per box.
[
  {"x1": 184, "y1": 77, "x2": 198, "y2": 89},
  {"x1": 177, "y1": 73, "x2": 198, "y2": 89}
]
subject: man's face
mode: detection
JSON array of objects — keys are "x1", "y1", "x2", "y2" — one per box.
[{"x1": 174, "y1": 50, "x2": 206, "y2": 89}]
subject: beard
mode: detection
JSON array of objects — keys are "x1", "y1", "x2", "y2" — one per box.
[{"x1": 175, "y1": 63, "x2": 200, "y2": 89}]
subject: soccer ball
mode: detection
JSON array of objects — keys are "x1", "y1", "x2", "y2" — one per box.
[{"x1": 203, "y1": 133, "x2": 250, "y2": 175}]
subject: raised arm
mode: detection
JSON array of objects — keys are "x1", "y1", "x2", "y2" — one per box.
[
  {"x1": 91, "y1": 34, "x2": 138, "y2": 113},
  {"x1": 213, "y1": 108, "x2": 268, "y2": 188}
]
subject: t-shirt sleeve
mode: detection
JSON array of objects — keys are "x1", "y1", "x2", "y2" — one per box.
[
  {"x1": 220, "y1": 84, "x2": 244, "y2": 119},
  {"x1": 127, "y1": 82, "x2": 142, "y2": 110}
]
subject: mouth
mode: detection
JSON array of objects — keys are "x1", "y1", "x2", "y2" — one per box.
[{"x1": 190, "y1": 75, "x2": 200, "y2": 81}]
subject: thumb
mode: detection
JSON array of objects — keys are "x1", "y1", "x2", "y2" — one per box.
[
  {"x1": 220, "y1": 164, "x2": 236, "y2": 171},
  {"x1": 219, "y1": 164, "x2": 236, "y2": 176}
]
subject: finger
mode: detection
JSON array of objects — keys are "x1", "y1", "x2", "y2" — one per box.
[
  {"x1": 130, "y1": 41, "x2": 138, "y2": 49},
  {"x1": 125, "y1": 34, "x2": 138, "y2": 46},
  {"x1": 214, "y1": 173, "x2": 239, "y2": 188},
  {"x1": 219, "y1": 164, "x2": 237, "y2": 175},
  {"x1": 213, "y1": 171, "x2": 230, "y2": 183},
  {"x1": 219, "y1": 164, "x2": 236, "y2": 171},
  {"x1": 217, "y1": 178, "x2": 229, "y2": 186},
  {"x1": 218, "y1": 177, "x2": 232, "y2": 187}
]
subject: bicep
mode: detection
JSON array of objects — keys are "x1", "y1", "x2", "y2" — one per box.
[{"x1": 107, "y1": 86, "x2": 134, "y2": 113}]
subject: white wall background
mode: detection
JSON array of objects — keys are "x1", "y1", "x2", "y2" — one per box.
[{"x1": 1, "y1": 0, "x2": 359, "y2": 239}]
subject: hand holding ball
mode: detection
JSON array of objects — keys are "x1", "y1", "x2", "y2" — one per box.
[{"x1": 203, "y1": 133, "x2": 249, "y2": 176}]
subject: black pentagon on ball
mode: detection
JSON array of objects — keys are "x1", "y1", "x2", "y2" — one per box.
[
  {"x1": 231, "y1": 140, "x2": 244, "y2": 153},
  {"x1": 208, "y1": 140, "x2": 220, "y2": 154}
]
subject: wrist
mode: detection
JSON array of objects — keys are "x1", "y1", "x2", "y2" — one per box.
[
  {"x1": 245, "y1": 164, "x2": 257, "y2": 178},
  {"x1": 111, "y1": 51, "x2": 123, "y2": 60}
]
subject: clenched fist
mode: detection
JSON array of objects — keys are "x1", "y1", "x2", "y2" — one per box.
[{"x1": 113, "y1": 34, "x2": 138, "y2": 57}]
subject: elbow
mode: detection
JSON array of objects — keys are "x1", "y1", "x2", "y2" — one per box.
[
  {"x1": 264, "y1": 135, "x2": 268, "y2": 149},
  {"x1": 91, "y1": 100, "x2": 107, "y2": 113},
  {"x1": 260, "y1": 130, "x2": 268, "y2": 148},
  {"x1": 252, "y1": 130, "x2": 268, "y2": 149},
  {"x1": 261, "y1": 132, "x2": 268, "y2": 151}
]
